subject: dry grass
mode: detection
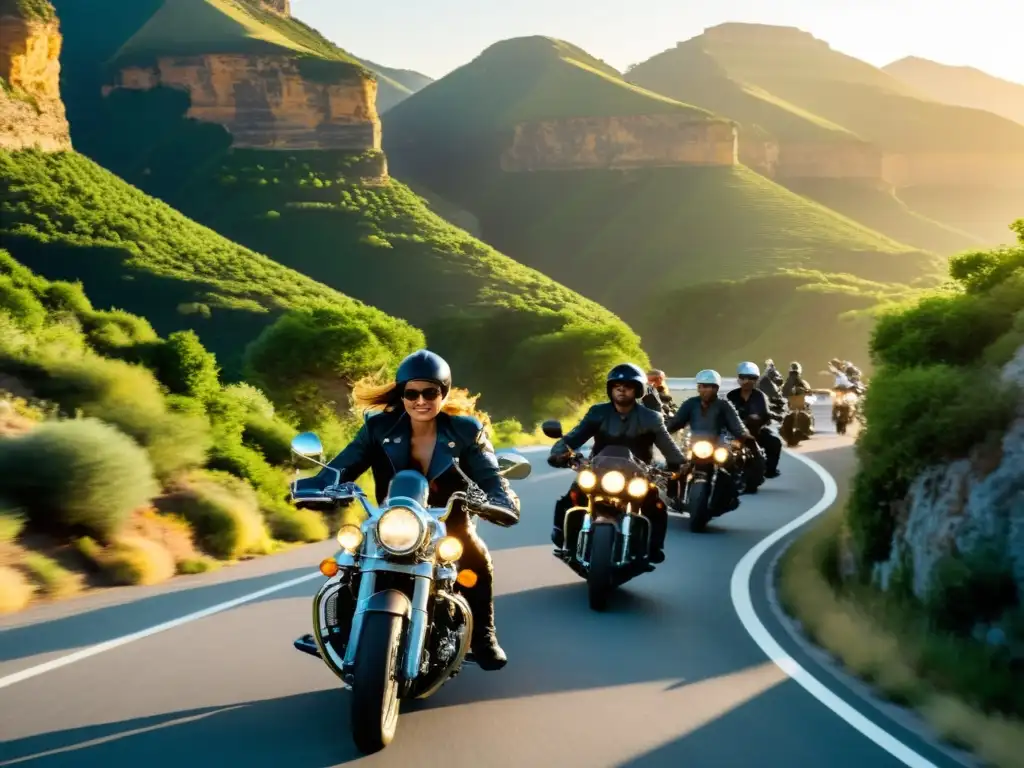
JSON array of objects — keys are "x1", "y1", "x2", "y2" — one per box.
[
  {"x1": 780, "y1": 502, "x2": 1024, "y2": 766},
  {"x1": 0, "y1": 565, "x2": 34, "y2": 614},
  {"x1": 125, "y1": 506, "x2": 200, "y2": 564},
  {"x1": 19, "y1": 551, "x2": 82, "y2": 598},
  {"x1": 99, "y1": 535, "x2": 177, "y2": 586}
]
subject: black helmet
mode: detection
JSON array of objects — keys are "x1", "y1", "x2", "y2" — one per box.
[
  {"x1": 395, "y1": 350, "x2": 452, "y2": 396},
  {"x1": 606, "y1": 363, "x2": 646, "y2": 399},
  {"x1": 790, "y1": 362, "x2": 802, "y2": 374}
]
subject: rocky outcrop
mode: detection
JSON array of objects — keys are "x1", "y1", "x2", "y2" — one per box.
[
  {"x1": 500, "y1": 114, "x2": 737, "y2": 171},
  {"x1": 742, "y1": 137, "x2": 884, "y2": 181},
  {"x1": 874, "y1": 345, "x2": 1024, "y2": 611},
  {"x1": 0, "y1": 14, "x2": 70, "y2": 151},
  {"x1": 258, "y1": 0, "x2": 290, "y2": 14},
  {"x1": 104, "y1": 55, "x2": 381, "y2": 152},
  {"x1": 882, "y1": 152, "x2": 1024, "y2": 189}
]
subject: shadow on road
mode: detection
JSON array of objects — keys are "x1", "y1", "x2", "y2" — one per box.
[{"x1": 0, "y1": 567, "x2": 319, "y2": 664}]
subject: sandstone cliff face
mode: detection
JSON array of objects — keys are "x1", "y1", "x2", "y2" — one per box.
[
  {"x1": 874, "y1": 344, "x2": 1024, "y2": 640},
  {"x1": 105, "y1": 55, "x2": 381, "y2": 153},
  {"x1": 0, "y1": 14, "x2": 70, "y2": 151},
  {"x1": 500, "y1": 115, "x2": 737, "y2": 172},
  {"x1": 882, "y1": 152, "x2": 1024, "y2": 189}
]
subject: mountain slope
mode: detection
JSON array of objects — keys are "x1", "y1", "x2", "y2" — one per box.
[
  {"x1": 884, "y1": 57, "x2": 1024, "y2": 128},
  {"x1": 351, "y1": 54, "x2": 433, "y2": 111},
  {"x1": 0, "y1": 149, "x2": 421, "y2": 380}
]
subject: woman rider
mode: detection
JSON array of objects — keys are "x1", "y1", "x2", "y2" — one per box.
[{"x1": 292, "y1": 350, "x2": 519, "y2": 671}]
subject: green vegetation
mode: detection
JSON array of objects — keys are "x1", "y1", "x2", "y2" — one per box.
[
  {"x1": 0, "y1": 0, "x2": 55, "y2": 21},
  {"x1": 899, "y1": 186, "x2": 1024, "y2": 246},
  {"x1": 630, "y1": 26, "x2": 1024, "y2": 153},
  {"x1": 353, "y1": 56, "x2": 434, "y2": 112},
  {"x1": 0, "y1": 148, "x2": 421, "y2": 380},
  {"x1": 783, "y1": 179, "x2": 981, "y2": 255}
]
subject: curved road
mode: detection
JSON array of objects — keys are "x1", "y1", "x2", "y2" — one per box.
[{"x1": 0, "y1": 409, "x2": 966, "y2": 767}]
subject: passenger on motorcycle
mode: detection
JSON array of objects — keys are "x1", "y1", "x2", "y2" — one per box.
[
  {"x1": 666, "y1": 369, "x2": 750, "y2": 508},
  {"x1": 646, "y1": 368, "x2": 676, "y2": 417},
  {"x1": 548, "y1": 363, "x2": 685, "y2": 564},
  {"x1": 289, "y1": 350, "x2": 518, "y2": 671},
  {"x1": 726, "y1": 362, "x2": 782, "y2": 478}
]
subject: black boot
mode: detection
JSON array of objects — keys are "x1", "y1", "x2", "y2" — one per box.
[{"x1": 467, "y1": 597, "x2": 507, "y2": 671}]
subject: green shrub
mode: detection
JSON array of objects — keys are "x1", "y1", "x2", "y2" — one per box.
[
  {"x1": 101, "y1": 535, "x2": 176, "y2": 586},
  {"x1": 21, "y1": 552, "x2": 81, "y2": 597},
  {"x1": 152, "y1": 330, "x2": 221, "y2": 401},
  {"x1": 0, "y1": 506, "x2": 25, "y2": 543},
  {"x1": 926, "y1": 548, "x2": 1020, "y2": 634},
  {"x1": 176, "y1": 556, "x2": 221, "y2": 575},
  {"x1": 267, "y1": 505, "x2": 329, "y2": 543},
  {"x1": 156, "y1": 472, "x2": 270, "y2": 559},
  {"x1": 241, "y1": 412, "x2": 294, "y2": 465},
  {"x1": 0, "y1": 418, "x2": 159, "y2": 539}
]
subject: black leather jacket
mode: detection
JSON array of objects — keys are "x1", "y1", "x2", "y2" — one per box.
[
  {"x1": 667, "y1": 396, "x2": 749, "y2": 441},
  {"x1": 782, "y1": 373, "x2": 812, "y2": 397},
  {"x1": 550, "y1": 402, "x2": 686, "y2": 469},
  {"x1": 295, "y1": 409, "x2": 516, "y2": 511}
]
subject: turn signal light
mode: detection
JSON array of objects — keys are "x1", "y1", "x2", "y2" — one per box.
[
  {"x1": 319, "y1": 557, "x2": 339, "y2": 577},
  {"x1": 456, "y1": 569, "x2": 478, "y2": 588}
]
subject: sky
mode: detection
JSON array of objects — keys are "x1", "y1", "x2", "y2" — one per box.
[{"x1": 291, "y1": 0, "x2": 1022, "y2": 85}]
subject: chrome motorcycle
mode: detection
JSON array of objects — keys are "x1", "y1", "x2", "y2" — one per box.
[
  {"x1": 542, "y1": 420, "x2": 673, "y2": 611},
  {"x1": 288, "y1": 431, "x2": 531, "y2": 754}
]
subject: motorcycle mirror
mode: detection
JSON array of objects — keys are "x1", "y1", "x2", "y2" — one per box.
[
  {"x1": 290, "y1": 432, "x2": 324, "y2": 459},
  {"x1": 541, "y1": 420, "x2": 563, "y2": 439},
  {"x1": 496, "y1": 451, "x2": 532, "y2": 480}
]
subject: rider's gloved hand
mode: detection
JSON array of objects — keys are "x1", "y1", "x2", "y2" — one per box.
[{"x1": 547, "y1": 452, "x2": 570, "y2": 469}]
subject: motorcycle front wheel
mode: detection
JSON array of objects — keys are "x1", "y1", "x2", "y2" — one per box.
[
  {"x1": 351, "y1": 612, "x2": 404, "y2": 754},
  {"x1": 587, "y1": 523, "x2": 616, "y2": 612},
  {"x1": 688, "y1": 481, "x2": 712, "y2": 533}
]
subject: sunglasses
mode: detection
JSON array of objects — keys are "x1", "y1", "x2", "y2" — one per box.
[
  {"x1": 403, "y1": 386, "x2": 442, "y2": 402},
  {"x1": 738, "y1": 375, "x2": 758, "y2": 382}
]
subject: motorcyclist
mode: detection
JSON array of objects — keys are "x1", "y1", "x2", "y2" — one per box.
[
  {"x1": 764, "y1": 359, "x2": 783, "y2": 387},
  {"x1": 758, "y1": 359, "x2": 784, "y2": 406},
  {"x1": 289, "y1": 350, "x2": 518, "y2": 671},
  {"x1": 667, "y1": 370, "x2": 750, "y2": 510},
  {"x1": 646, "y1": 368, "x2": 676, "y2": 417},
  {"x1": 548, "y1": 363, "x2": 684, "y2": 564},
  {"x1": 726, "y1": 362, "x2": 782, "y2": 478},
  {"x1": 782, "y1": 362, "x2": 815, "y2": 435}
]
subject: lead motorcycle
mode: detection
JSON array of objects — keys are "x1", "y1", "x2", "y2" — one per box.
[
  {"x1": 681, "y1": 434, "x2": 741, "y2": 533},
  {"x1": 542, "y1": 420, "x2": 674, "y2": 611},
  {"x1": 288, "y1": 431, "x2": 531, "y2": 754},
  {"x1": 780, "y1": 392, "x2": 817, "y2": 447}
]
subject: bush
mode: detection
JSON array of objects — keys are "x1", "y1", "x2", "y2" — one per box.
[
  {"x1": 156, "y1": 472, "x2": 270, "y2": 559},
  {"x1": 0, "y1": 505, "x2": 25, "y2": 543},
  {"x1": 0, "y1": 566, "x2": 33, "y2": 614},
  {"x1": 0, "y1": 418, "x2": 159, "y2": 540},
  {"x1": 176, "y1": 556, "x2": 221, "y2": 575},
  {"x1": 100, "y1": 536, "x2": 176, "y2": 586},
  {"x1": 151, "y1": 330, "x2": 221, "y2": 402},
  {"x1": 21, "y1": 552, "x2": 81, "y2": 597},
  {"x1": 267, "y1": 505, "x2": 329, "y2": 543}
]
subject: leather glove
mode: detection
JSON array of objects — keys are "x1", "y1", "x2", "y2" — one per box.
[{"x1": 547, "y1": 452, "x2": 570, "y2": 469}]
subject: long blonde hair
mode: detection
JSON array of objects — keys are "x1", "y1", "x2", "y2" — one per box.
[{"x1": 350, "y1": 376, "x2": 493, "y2": 432}]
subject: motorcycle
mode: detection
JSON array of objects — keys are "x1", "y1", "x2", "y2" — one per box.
[
  {"x1": 780, "y1": 392, "x2": 817, "y2": 448},
  {"x1": 831, "y1": 388, "x2": 859, "y2": 435},
  {"x1": 735, "y1": 416, "x2": 768, "y2": 494},
  {"x1": 542, "y1": 420, "x2": 674, "y2": 612},
  {"x1": 287, "y1": 431, "x2": 531, "y2": 754},
  {"x1": 680, "y1": 433, "x2": 741, "y2": 533}
]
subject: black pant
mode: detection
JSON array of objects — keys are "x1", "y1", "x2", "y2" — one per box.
[
  {"x1": 552, "y1": 484, "x2": 668, "y2": 553},
  {"x1": 755, "y1": 428, "x2": 782, "y2": 473},
  {"x1": 445, "y1": 504, "x2": 497, "y2": 643}
]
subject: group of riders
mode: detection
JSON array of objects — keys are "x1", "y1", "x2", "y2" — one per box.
[{"x1": 294, "y1": 350, "x2": 865, "y2": 672}]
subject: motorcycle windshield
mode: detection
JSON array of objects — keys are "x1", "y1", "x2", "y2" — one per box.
[
  {"x1": 386, "y1": 470, "x2": 430, "y2": 508},
  {"x1": 591, "y1": 445, "x2": 641, "y2": 473}
]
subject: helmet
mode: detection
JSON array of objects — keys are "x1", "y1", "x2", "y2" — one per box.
[
  {"x1": 830, "y1": 358, "x2": 844, "y2": 369},
  {"x1": 395, "y1": 350, "x2": 452, "y2": 396},
  {"x1": 765, "y1": 358, "x2": 774, "y2": 367},
  {"x1": 790, "y1": 362, "x2": 802, "y2": 374},
  {"x1": 737, "y1": 361, "x2": 760, "y2": 377},
  {"x1": 695, "y1": 369, "x2": 722, "y2": 387},
  {"x1": 606, "y1": 363, "x2": 646, "y2": 399},
  {"x1": 647, "y1": 368, "x2": 665, "y2": 378}
]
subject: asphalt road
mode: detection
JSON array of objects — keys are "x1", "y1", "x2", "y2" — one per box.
[{"x1": 0, "y1": 406, "x2": 967, "y2": 767}]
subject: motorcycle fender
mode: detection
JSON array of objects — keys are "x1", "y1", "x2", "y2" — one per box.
[{"x1": 364, "y1": 589, "x2": 412, "y2": 620}]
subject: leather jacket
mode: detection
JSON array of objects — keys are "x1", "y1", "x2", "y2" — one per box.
[
  {"x1": 667, "y1": 396, "x2": 749, "y2": 441},
  {"x1": 294, "y1": 409, "x2": 517, "y2": 511},
  {"x1": 726, "y1": 387, "x2": 771, "y2": 424},
  {"x1": 782, "y1": 373, "x2": 811, "y2": 397},
  {"x1": 550, "y1": 402, "x2": 686, "y2": 469}
]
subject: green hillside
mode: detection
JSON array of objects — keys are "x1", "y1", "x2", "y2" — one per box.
[
  {"x1": 629, "y1": 24, "x2": 1024, "y2": 153},
  {"x1": 783, "y1": 179, "x2": 982, "y2": 254},
  {"x1": 352, "y1": 55, "x2": 433, "y2": 112},
  {"x1": 884, "y1": 57, "x2": 1024, "y2": 128},
  {"x1": 0, "y1": 148, "x2": 420, "y2": 381}
]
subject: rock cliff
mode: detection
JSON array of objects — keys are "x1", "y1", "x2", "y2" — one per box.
[
  {"x1": 0, "y1": 12, "x2": 70, "y2": 151},
  {"x1": 104, "y1": 55, "x2": 382, "y2": 153},
  {"x1": 874, "y1": 344, "x2": 1024, "y2": 635},
  {"x1": 500, "y1": 114, "x2": 737, "y2": 171},
  {"x1": 259, "y1": 0, "x2": 289, "y2": 14},
  {"x1": 882, "y1": 151, "x2": 1024, "y2": 189}
]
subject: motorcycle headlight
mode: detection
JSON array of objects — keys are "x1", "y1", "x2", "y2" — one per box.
[
  {"x1": 600, "y1": 471, "x2": 626, "y2": 494},
  {"x1": 691, "y1": 441, "x2": 714, "y2": 459},
  {"x1": 577, "y1": 469, "x2": 597, "y2": 491},
  {"x1": 713, "y1": 447, "x2": 730, "y2": 463},
  {"x1": 627, "y1": 476, "x2": 649, "y2": 498},
  {"x1": 436, "y1": 536, "x2": 463, "y2": 563},
  {"x1": 335, "y1": 524, "x2": 363, "y2": 553},
  {"x1": 375, "y1": 506, "x2": 425, "y2": 555}
]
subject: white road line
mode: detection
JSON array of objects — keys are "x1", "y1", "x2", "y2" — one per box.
[
  {"x1": 0, "y1": 571, "x2": 323, "y2": 691},
  {"x1": 730, "y1": 450, "x2": 940, "y2": 768}
]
